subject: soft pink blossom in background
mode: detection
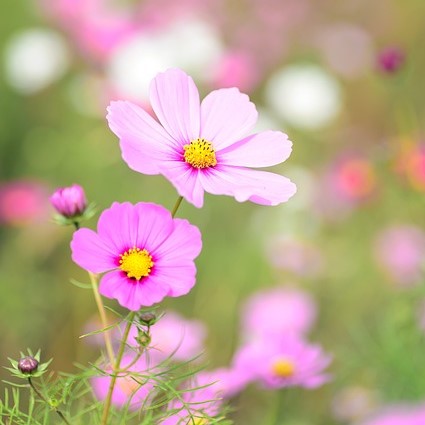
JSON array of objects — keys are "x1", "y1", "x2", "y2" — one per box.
[
  {"x1": 395, "y1": 142, "x2": 425, "y2": 192},
  {"x1": 265, "y1": 236, "x2": 323, "y2": 277},
  {"x1": 377, "y1": 46, "x2": 405, "y2": 74},
  {"x1": 0, "y1": 180, "x2": 49, "y2": 226},
  {"x1": 373, "y1": 225, "x2": 425, "y2": 287},
  {"x1": 232, "y1": 335, "x2": 332, "y2": 390},
  {"x1": 128, "y1": 311, "x2": 206, "y2": 361},
  {"x1": 107, "y1": 68, "x2": 296, "y2": 208},
  {"x1": 360, "y1": 403, "x2": 425, "y2": 425},
  {"x1": 241, "y1": 286, "x2": 317, "y2": 341},
  {"x1": 71, "y1": 202, "x2": 202, "y2": 310},
  {"x1": 92, "y1": 354, "x2": 155, "y2": 409}
]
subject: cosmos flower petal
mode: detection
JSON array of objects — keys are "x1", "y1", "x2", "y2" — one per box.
[
  {"x1": 199, "y1": 166, "x2": 297, "y2": 206},
  {"x1": 150, "y1": 68, "x2": 201, "y2": 142},
  {"x1": 200, "y1": 87, "x2": 258, "y2": 150},
  {"x1": 71, "y1": 228, "x2": 117, "y2": 273},
  {"x1": 107, "y1": 100, "x2": 177, "y2": 175},
  {"x1": 218, "y1": 131, "x2": 293, "y2": 167},
  {"x1": 132, "y1": 202, "x2": 174, "y2": 252},
  {"x1": 154, "y1": 218, "x2": 202, "y2": 262},
  {"x1": 97, "y1": 202, "x2": 138, "y2": 251},
  {"x1": 160, "y1": 162, "x2": 205, "y2": 208},
  {"x1": 152, "y1": 264, "x2": 197, "y2": 297}
]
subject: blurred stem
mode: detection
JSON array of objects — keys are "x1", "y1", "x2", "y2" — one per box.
[
  {"x1": 101, "y1": 311, "x2": 136, "y2": 425},
  {"x1": 88, "y1": 272, "x2": 116, "y2": 366},
  {"x1": 268, "y1": 389, "x2": 285, "y2": 425},
  {"x1": 28, "y1": 377, "x2": 72, "y2": 425},
  {"x1": 171, "y1": 196, "x2": 184, "y2": 218}
]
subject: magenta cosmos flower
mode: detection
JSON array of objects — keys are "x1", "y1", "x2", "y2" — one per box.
[
  {"x1": 71, "y1": 202, "x2": 202, "y2": 310},
  {"x1": 50, "y1": 183, "x2": 87, "y2": 218},
  {"x1": 107, "y1": 68, "x2": 296, "y2": 208}
]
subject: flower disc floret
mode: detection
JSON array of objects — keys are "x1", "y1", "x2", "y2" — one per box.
[
  {"x1": 70, "y1": 202, "x2": 202, "y2": 311},
  {"x1": 183, "y1": 138, "x2": 217, "y2": 169},
  {"x1": 272, "y1": 358, "x2": 295, "y2": 378},
  {"x1": 119, "y1": 247, "x2": 153, "y2": 280}
]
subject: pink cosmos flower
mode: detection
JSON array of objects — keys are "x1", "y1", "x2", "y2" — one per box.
[
  {"x1": 71, "y1": 202, "x2": 202, "y2": 310},
  {"x1": 107, "y1": 68, "x2": 296, "y2": 208},
  {"x1": 128, "y1": 311, "x2": 206, "y2": 361},
  {"x1": 92, "y1": 354, "x2": 155, "y2": 409},
  {"x1": 50, "y1": 184, "x2": 87, "y2": 218},
  {"x1": 232, "y1": 335, "x2": 332, "y2": 390},
  {"x1": 241, "y1": 286, "x2": 317, "y2": 341}
]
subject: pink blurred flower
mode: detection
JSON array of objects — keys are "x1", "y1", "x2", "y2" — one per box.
[
  {"x1": 265, "y1": 236, "x2": 323, "y2": 277},
  {"x1": 241, "y1": 286, "x2": 317, "y2": 341},
  {"x1": 211, "y1": 51, "x2": 260, "y2": 92},
  {"x1": 377, "y1": 46, "x2": 405, "y2": 74},
  {"x1": 360, "y1": 403, "x2": 425, "y2": 425},
  {"x1": 107, "y1": 68, "x2": 296, "y2": 208},
  {"x1": 92, "y1": 354, "x2": 155, "y2": 409},
  {"x1": 374, "y1": 225, "x2": 425, "y2": 287},
  {"x1": 50, "y1": 184, "x2": 87, "y2": 218},
  {"x1": 232, "y1": 335, "x2": 332, "y2": 390},
  {"x1": 128, "y1": 311, "x2": 206, "y2": 361},
  {"x1": 0, "y1": 180, "x2": 49, "y2": 226},
  {"x1": 160, "y1": 369, "x2": 233, "y2": 424},
  {"x1": 71, "y1": 202, "x2": 202, "y2": 310},
  {"x1": 39, "y1": 0, "x2": 137, "y2": 61}
]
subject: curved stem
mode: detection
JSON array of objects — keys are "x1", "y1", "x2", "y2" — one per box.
[
  {"x1": 171, "y1": 196, "x2": 184, "y2": 218},
  {"x1": 100, "y1": 311, "x2": 136, "y2": 425},
  {"x1": 88, "y1": 272, "x2": 116, "y2": 366},
  {"x1": 28, "y1": 378, "x2": 72, "y2": 425}
]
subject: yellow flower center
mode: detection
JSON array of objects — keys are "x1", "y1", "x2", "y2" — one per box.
[
  {"x1": 187, "y1": 418, "x2": 208, "y2": 425},
  {"x1": 119, "y1": 247, "x2": 154, "y2": 280},
  {"x1": 183, "y1": 138, "x2": 217, "y2": 169},
  {"x1": 272, "y1": 358, "x2": 295, "y2": 378}
]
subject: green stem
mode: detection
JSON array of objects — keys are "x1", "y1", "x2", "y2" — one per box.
[
  {"x1": 100, "y1": 311, "x2": 136, "y2": 425},
  {"x1": 88, "y1": 271, "x2": 116, "y2": 366},
  {"x1": 28, "y1": 378, "x2": 72, "y2": 425},
  {"x1": 171, "y1": 196, "x2": 184, "y2": 218}
]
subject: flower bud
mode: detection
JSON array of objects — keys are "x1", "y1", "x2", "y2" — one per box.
[
  {"x1": 377, "y1": 47, "x2": 405, "y2": 74},
  {"x1": 50, "y1": 184, "x2": 87, "y2": 218},
  {"x1": 18, "y1": 356, "x2": 39, "y2": 374},
  {"x1": 139, "y1": 312, "x2": 156, "y2": 326}
]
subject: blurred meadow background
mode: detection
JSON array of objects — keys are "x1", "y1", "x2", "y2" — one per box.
[{"x1": 2, "y1": 0, "x2": 425, "y2": 424}]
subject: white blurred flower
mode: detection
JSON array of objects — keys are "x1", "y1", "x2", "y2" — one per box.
[
  {"x1": 4, "y1": 28, "x2": 70, "y2": 95},
  {"x1": 265, "y1": 64, "x2": 342, "y2": 130},
  {"x1": 106, "y1": 19, "x2": 223, "y2": 100}
]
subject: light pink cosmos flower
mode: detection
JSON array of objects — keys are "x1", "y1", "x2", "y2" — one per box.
[
  {"x1": 241, "y1": 286, "x2": 317, "y2": 342},
  {"x1": 71, "y1": 202, "x2": 202, "y2": 310},
  {"x1": 92, "y1": 354, "x2": 155, "y2": 410},
  {"x1": 232, "y1": 335, "x2": 332, "y2": 390},
  {"x1": 107, "y1": 68, "x2": 296, "y2": 208},
  {"x1": 128, "y1": 311, "x2": 206, "y2": 362}
]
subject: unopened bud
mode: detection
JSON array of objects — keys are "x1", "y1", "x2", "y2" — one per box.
[
  {"x1": 50, "y1": 184, "x2": 87, "y2": 218},
  {"x1": 139, "y1": 312, "x2": 156, "y2": 326},
  {"x1": 377, "y1": 47, "x2": 405, "y2": 74},
  {"x1": 135, "y1": 330, "x2": 151, "y2": 348},
  {"x1": 18, "y1": 356, "x2": 39, "y2": 374}
]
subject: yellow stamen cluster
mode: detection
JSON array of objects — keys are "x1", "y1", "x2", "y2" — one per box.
[
  {"x1": 272, "y1": 358, "x2": 295, "y2": 378},
  {"x1": 183, "y1": 138, "x2": 217, "y2": 169},
  {"x1": 119, "y1": 247, "x2": 154, "y2": 280}
]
